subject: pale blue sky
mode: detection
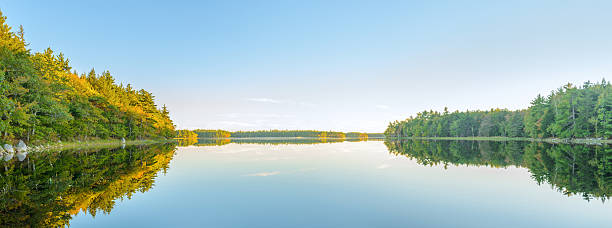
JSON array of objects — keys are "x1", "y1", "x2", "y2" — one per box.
[{"x1": 1, "y1": 0, "x2": 610, "y2": 132}]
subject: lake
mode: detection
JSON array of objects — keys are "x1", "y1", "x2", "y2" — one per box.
[{"x1": 1, "y1": 139, "x2": 611, "y2": 227}]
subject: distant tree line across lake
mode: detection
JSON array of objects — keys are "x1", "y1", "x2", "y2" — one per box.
[
  {"x1": 176, "y1": 137, "x2": 384, "y2": 147},
  {"x1": 0, "y1": 11, "x2": 175, "y2": 145},
  {"x1": 175, "y1": 129, "x2": 385, "y2": 140},
  {"x1": 385, "y1": 80, "x2": 612, "y2": 140}
]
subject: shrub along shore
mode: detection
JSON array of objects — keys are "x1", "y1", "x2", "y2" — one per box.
[{"x1": 1, "y1": 138, "x2": 172, "y2": 155}]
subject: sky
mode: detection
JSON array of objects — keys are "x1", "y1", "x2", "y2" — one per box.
[{"x1": 1, "y1": 0, "x2": 611, "y2": 132}]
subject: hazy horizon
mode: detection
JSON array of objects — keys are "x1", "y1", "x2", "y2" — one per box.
[{"x1": 2, "y1": 0, "x2": 610, "y2": 132}]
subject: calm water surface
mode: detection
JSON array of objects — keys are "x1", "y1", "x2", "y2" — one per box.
[{"x1": 2, "y1": 140, "x2": 611, "y2": 227}]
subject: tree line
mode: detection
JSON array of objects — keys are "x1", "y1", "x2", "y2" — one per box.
[
  {"x1": 192, "y1": 129, "x2": 231, "y2": 138},
  {"x1": 177, "y1": 129, "x2": 383, "y2": 139},
  {"x1": 385, "y1": 80, "x2": 612, "y2": 139},
  {"x1": 0, "y1": 11, "x2": 174, "y2": 144},
  {"x1": 346, "y1": 132, "x2": 369, "y2": 139},
  {"x1": 176, "y1": 137, "x2": 382, "y2": 147},
  {"x1": 176, "y1": 129, "x2": 198, "y2": 139},
  {"x1": 229, "y1": 130, "x2": 346, "y2": 138}
]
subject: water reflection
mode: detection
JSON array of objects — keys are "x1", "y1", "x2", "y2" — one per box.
[
  {"x1": 1, "y1": 139, "x2": 610, "y2": 227},
  {"x1": 0, "y1": 143, "x2": 176, "y2": 227},
  {"x1": 385, "y1": 140, "x2": 611, "y2": 202}
]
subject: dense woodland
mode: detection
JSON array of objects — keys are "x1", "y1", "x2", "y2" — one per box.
[
  {"x1": 0, "y1": 11, "x2": 174, "y2": 144},
  {"x1": 192, "y1": 129, "x2": 231, "y2": 138},
  {"x1": 177, "y1": 137, "x2": 381, "y2": 147},
  {"x1": 385, "y1": 80, "x2": 612, "y2": 140},
  {"x1": 178, "y1": 129, "x2": 383, "y2": 139},
  {"x1": 176, "y1": 130, "x2": 198, "y2": 140},
  {"x1": 346, "y1": 132, "x2": 369, "y2": 139},
  {"x1": 231, "y1": 130, "x2": 346, "y2": 138}
]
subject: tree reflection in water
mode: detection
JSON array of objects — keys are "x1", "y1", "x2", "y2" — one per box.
[
  {"x1": 4, "y1": 139, "x2": 607, "y2": 227},
  {"x1": 0, "y1": 143, "x2": 176, "y2": 227},
  {"x1": 385, "y1": 140, "x2": 611, "y2": 202}
]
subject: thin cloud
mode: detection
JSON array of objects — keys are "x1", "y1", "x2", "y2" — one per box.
[
  {"x1": 377, "y1": 164, "x2": 391, "y2": 169},
  {"x1": 247, "y1": 98, "x2": 282, "y2": 103},
  {"x1": 244, "y1": 171, "x2": 280, "y2": 177}
]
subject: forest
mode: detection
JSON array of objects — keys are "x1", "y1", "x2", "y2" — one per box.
[
  {"x1": 0, "y1": 11, "x2": 174, "y2": 145},
  {"x1": 345, "y1": 132, "x2": 369, "y2": 140},
  {"x1": 385, "y1": 80, "x2": 612, "y2": 140},
  {"x1": 177, "y1": 136, "x2": 383, "y2": 147},
  {"x1": 231, "y1": 130, "x2": 346, "y2": 138},
  {"x1": 192, "y1": 129, "x2": 231, "y2": 138},
  {"x1": 176, "y1": 129, "x2": 198, "y2": 140},
  {"x1": 177, "y1": 129, "x2": 383, "y2": 139}
]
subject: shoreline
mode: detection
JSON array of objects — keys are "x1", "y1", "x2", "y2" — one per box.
[
  {"x1": 385, "y1": 136, "x2": 612, "y2": 145},
  {"x1": 26, "y1": 138, "x2": 174, "y2": 152},
  {"x1": 186, "y1": 136, "x2": 610, "y2": 145},
  {"x1": 178, "y1": 137, "x2": 386, "y2": 141}
]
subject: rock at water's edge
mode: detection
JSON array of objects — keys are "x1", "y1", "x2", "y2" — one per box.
[
  {"x1": 3, "y1": 144, "x2": 14, "y2": 153},
  {"x1": 3, "y1": 152, "x2": 13, "y2": 161},
  {"x1": 16, "y1": 151, "x2": 27, "y2": 161},
  {"x1": 16, "y1": 140, "x2": 27, "y2": 152}
]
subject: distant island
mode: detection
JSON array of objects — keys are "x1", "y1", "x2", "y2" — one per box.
[
  {"x1": 174, "y1": 130, "x2": 384, "y2": 147},
  {"x1": 176, "y1": 129, "x2": 384, "y2": 140},
  {"x1": 384, "y1": 80, "x2": 611, "y2": 143}
]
